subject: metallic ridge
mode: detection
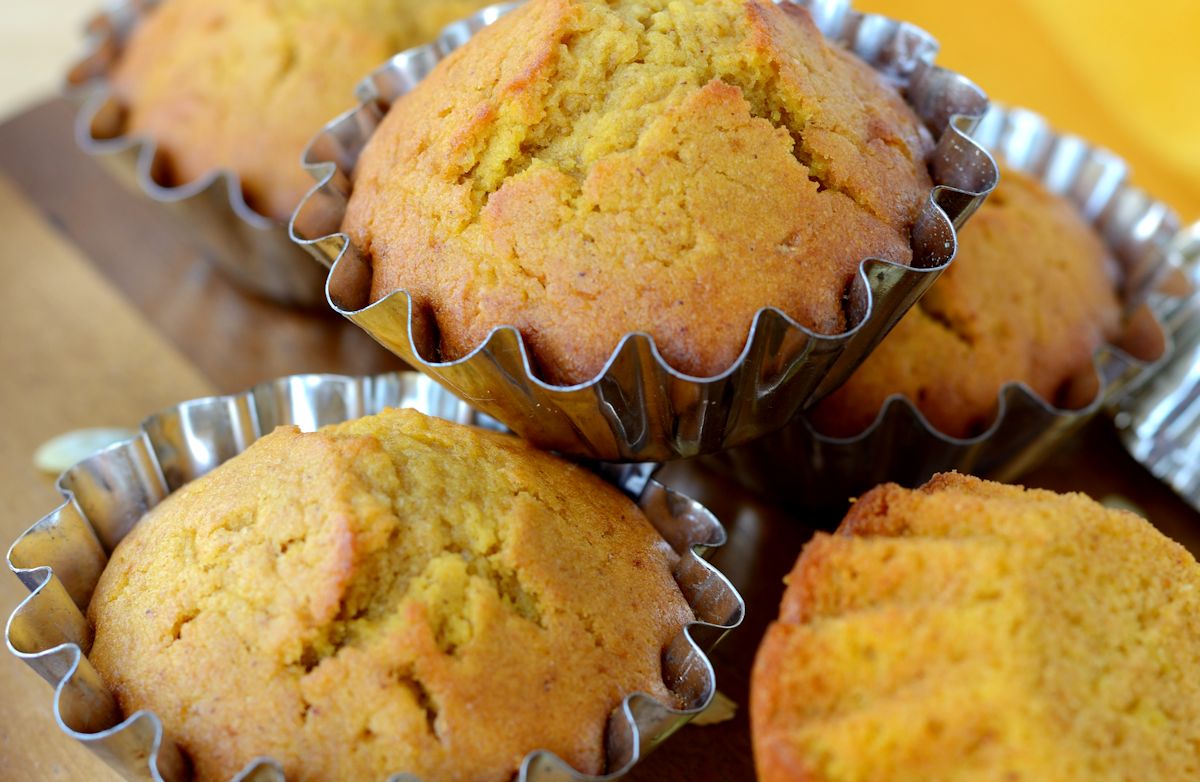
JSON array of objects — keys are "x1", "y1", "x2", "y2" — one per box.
[
  {"x1": 1117, "y1": 224, "x2": 1200, "y2": 511},
  {"x1": 715, "y1": 104, "x2": 1184, "y2": 507},
  {"x1": 66, "y1": 0, "x2": 329, "y2": 307},
  {"x1": 290, "y1": 0, "x2": 999, "y2": 461},
  {"x1": 7, "y1": 372, "x2": 745, "y2": 782}
]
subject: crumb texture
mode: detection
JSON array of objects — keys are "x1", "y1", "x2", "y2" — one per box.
[
  {"x1": 346, "y1": 0, "x2": 934, "y2": 384},
  {"x1": 112, "y1": 0, "x2": 497, "y2": 220},
  {"x1": 87, "y1": 409, "x2": 692, "y2": 782},
  {"x1": 751, "y1": 473, "x2": 1200, "y2": 782},
  {"x1": 812, "y1": 165, "x2": 1122, "y2": 438}
]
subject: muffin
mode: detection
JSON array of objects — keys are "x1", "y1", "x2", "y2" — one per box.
[
  {"x1": 110, "y1": 0, "x2": 497, "y2": 221},
  {"x1": 751, "y1": 473, "x2": 1200, "y2": 781},
  {"x1": 812, "y1": 165, "x2": 1122, "y2": 438},
  {"x1": 343, "y1": 0, "x2": 935, "y2": 384},
  {"x1": 86, "y1": 408, "x2": 693, "y2": 782}
]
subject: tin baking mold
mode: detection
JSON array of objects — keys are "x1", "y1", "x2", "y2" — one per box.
[
  {"x1": 6, "y1": 372, "x2": 744, "y2": 782},
  {"x1": 1117, "y1": 223, "x2": 1200, "y2": 511},
  {"x1": 715, "y1": 104, "x2": 1180, "y2": 508},
  {"x1": 66, "y1": 0, "x2": 329, "y2": 307},
  {"x1": 290, "y1": 0, "x2": 999, "y2": 462}
]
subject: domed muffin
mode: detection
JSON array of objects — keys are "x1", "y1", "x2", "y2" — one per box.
[
  {"x1": 111, "y1": 0, "x2": 496, "y2": 221},
  {"x1": 811, "y1": 165, "x2": 1122, "y2": 438},
  {"x1": 752, "y1": 473, "x2": 1200, "y2": 782},
  {"x1": 87, "y1": 409, "x2": 693, "y2": 782},
  {"x1": 344, "y1": 0, "x2": 935, "y2": 384}
]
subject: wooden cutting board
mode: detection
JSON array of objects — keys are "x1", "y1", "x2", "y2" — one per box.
[
  {"x1": 0, "y1": 170, "x2": 211, "y2": 781},
  {"x1": 1, "y1": 97, "x2": 1198, "y2": 782}
]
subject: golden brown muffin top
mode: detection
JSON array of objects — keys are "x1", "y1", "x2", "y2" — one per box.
[
  {"x1": 87, "y1": 409, "x2": 692, "y2": 782},
  {"x1": 752, "y1": 473, "x2": 1200, "y2": 782},
  {"x1": 112, "y1": 0, "x2": 496, "y2": 221},
  {"x1": 346, "y1": 0, "x2": 933, "y2": 384},
  {"x1": 812, "y1": 166, "x2": 1122, "y2": 438}
]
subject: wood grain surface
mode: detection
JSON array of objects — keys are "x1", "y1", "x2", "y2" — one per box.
[
  {"x1": 0, "y1": 169, "x2": 208, "y2": 782},
  {"x1": 1, "y1": 98, "x2": 1197, "y2": 782}
]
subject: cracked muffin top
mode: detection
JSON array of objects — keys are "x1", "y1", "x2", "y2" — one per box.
[
  {"x1": 87, "y1": 408, "x2": 692, "y2": 782},
  {"x1": 811, "y1": 165, "x2": 1122, "y2": 438},
  {"x1": 345, "y1": 0, "x2": 934, "y2": 384},
  {"x1": 752, "y1": 473, "x2": 1200, "y2": 782},
  {"x1": 111, "y1": 0, "x2": 496, "y2": 221}
]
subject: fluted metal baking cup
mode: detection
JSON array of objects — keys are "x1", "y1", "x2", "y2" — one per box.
[
  {"x1": 1117, "y1": 223, "x2": 1200, "y2": 511},
  {"x1": 6, "y1": 372, "x2": 744, "y2": 782},
  {"x1": 714, "y1": 104, "x2": 1181, "y2": 509},
  {"x1": 65, "y1": 0, "x2": 328, "y2": 307},
  {"x1": 290, "y1": 0, "x2": 998, "y2": 462}
]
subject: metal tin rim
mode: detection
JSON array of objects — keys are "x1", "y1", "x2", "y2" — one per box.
[
  {"x1": 289, "y1": 0, "x2": 999, "y2": 461},
  {"x1": 73, "y1": 90, "x2": 277, "y2": 229},
  {"x1": 67, "y1": 0, "x2": 280, "y2": 228},
  {"x1": 708, "y1": 103, "x2": 1187, "y2": 510},
  {"x1": 805, "y1": 103, "x2": 1181, "y2": 449},
  {"x1": 65, "y1": 0, "x2": 335, "y2": 307},
  {"x1": 6, "y1": 371, "x2": 745, "y2": 782},
  {"x1": 1116, "y1": 223, "x2": 1200, "y2": 510}
]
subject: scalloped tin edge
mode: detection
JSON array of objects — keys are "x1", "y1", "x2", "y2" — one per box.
[
  {"x1": 289, "y1": 0, "x2": 999, "y2": 461},
  {"x1": 6, "y1": 372, "x2": 745, "y2": 782},
  {"x1": 1116, "y1": 223, "x2": 1200, "y2": 512},
  {"x1": 64, "y1": 0, "x2": 333, "y2": 307},
  {"x1": 712, "y1": 103, "x2": 1184, "y2": 508}
]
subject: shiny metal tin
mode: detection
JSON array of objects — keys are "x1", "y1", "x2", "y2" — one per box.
[
  {"x1": 66, "y1": 0, "x2": 328, "y2": 307},
  {"x1": 1117, "y1": 224, "x2": 1200, "y2": 511},
  {"x1": 290, "y1": 0, "x2": 999, "y2": 462},
  {"x1": 715, "y1": 104, "x2": 1182, "y2": 509},
  {"x1": 6, "y1": 372, "x2": 744, "y2": 782}
]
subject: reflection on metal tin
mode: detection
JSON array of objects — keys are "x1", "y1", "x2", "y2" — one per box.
[
  {"x1": 1117, "y1": 224, "x2": 1200, "y2": 511},
  {"x1": 714, "y1": 105, "x2": 1182, "y2": 510},
  {"x1": 66, "y1": 0, "x2": 328, "y2": 307},
  {"x1": 6, "y1": 372, "x2": 744, "y2": 782},
  {"x1": 290, "y1": 0, "x2": 999, "y2": 462}
]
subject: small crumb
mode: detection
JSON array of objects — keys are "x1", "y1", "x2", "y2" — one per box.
[
  {"x1": 33, "y1": 428, "x2": 138, "y2": 475},
  {"x1": 690, "y1": 690, "x2": 737, "y2": 726}
]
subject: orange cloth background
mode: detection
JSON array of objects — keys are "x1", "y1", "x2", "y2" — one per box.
[{"x1": 858, "y1": 0, "x2": 1200, "y2": 222}]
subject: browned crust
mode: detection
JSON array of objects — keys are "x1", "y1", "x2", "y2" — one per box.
[{"x1": 347, "y1": 0, "x2": 934, "y2": 384}]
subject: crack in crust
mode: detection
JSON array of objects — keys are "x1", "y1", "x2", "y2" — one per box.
[
  {"x1": 811, "y1": 166, "x2": 1124, "y2": 439},
  {"x1": 346, "y1": 0, "x2": 935, "y2": 385},
  {"x1": 453, "y1": 1, "x2": 892, "y2": 220},
  {"x1": 86, "y1": 409, "x2": 693, "y2": 782}
]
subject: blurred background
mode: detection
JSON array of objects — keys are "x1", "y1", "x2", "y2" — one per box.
[
  {"x1": 7, "y1": 0, "x2": 1195, "y2": 219},
  {"x1": 3, "y1": 2, "x2": 95, "y2": 118},
  {"x1": 4, "y1": 0, "x2": 1197, "y2": 219},
  {"x1": 858, "y1": 0, "x2": 1200, "y2": 221}
]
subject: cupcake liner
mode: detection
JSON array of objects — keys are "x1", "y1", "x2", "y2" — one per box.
[
  {"x1": 1117, "y1": 223, "x2": 1200, "y2": 510},
  {"x1": 290, "y1": 0, "x2": 999, "y2": 462},
  {"x1": 713, "y1": 104, "x2": 1181, "y2": 509},
  {"x1": 6, "y1": 372, "x2": 744, "y2": 782},
  {"x1": 65, "y1": 0, "x2": 328, "y2": 307}
]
